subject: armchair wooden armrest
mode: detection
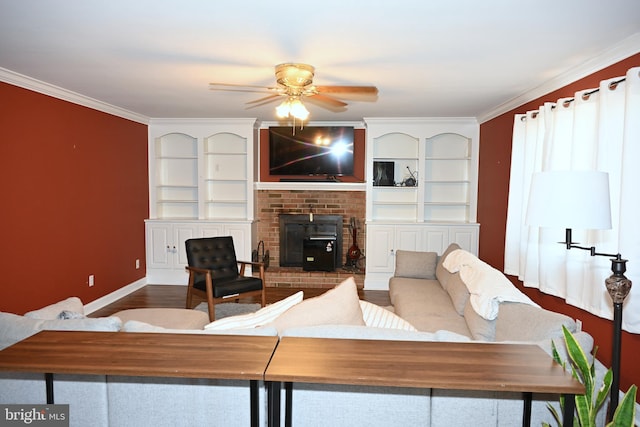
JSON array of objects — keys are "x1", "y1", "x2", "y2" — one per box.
[{"x1": 237, "y1": 261, "x2": 265, "y2": 279}]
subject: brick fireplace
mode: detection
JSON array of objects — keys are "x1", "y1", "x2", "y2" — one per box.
[{"x1": 256, "y1": 189, "x2": 366, "y2": 289}]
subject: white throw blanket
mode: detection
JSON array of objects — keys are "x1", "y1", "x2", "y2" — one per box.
[{"x1": 443, "y1": 249, "x2": 539, "y2": 320}]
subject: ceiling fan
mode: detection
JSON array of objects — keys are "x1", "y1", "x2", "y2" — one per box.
[{"x1": 209, "y1": 63, "x2": 378, "y2": 122}]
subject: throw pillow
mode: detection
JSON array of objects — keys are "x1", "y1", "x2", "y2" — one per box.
[
  {"x1": 204, "y1": 291, "x2": 304, "y2": 330},
  {"x1": 394, "y1": 250, "x2": 437, "y2": 279},
  {"x1": 435, "y1": 243, "x2": 462, "y2": 290},
  {"x1": 24, "y1": 297, "x2": 84, "y2": 320},
  {"x1": 359, "y1": 300, "x2": 417, "y2": 331},
  {"x1": 266, "y1": 277, "x2": 365, "y2": 334}
]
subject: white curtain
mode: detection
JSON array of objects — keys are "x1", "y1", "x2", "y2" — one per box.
[{"x1": 504, "y1": 67, "x2": 640, "y2": 334}]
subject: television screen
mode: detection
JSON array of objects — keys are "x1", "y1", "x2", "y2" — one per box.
[{"x1": 269, "y1": 126, "x2": 354, "y2": 176}]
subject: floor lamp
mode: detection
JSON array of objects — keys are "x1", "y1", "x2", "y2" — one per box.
[{"x1": 525, "y1": 170, "x2": 632, "y2": 420}]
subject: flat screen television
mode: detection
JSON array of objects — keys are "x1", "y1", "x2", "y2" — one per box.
[{"x1": 269, "y1": 126, "x2": 355, "y2": 176}]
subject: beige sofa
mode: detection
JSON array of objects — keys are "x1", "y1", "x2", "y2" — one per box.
[{"x1": 0, "y1": 249, "x2": 607, "y2": 426}]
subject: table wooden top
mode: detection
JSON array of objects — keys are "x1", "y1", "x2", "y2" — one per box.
[
  {"x1": 0, "y1": 330, "x2": 279, "y2": 381},
  {"x1": 264, "y1": 337, "x2": 584, "y2": 394}
]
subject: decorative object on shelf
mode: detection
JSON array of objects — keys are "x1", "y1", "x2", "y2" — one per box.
[
  {"x1": 526, "y1": 170, "x2": 632, "y2": 420},
  {"x1": 346, "y1": 217, "x2": 362, "y2": 268},
  {"x1": 373, "y1": 161, "x2": 394, "y2": 186},
  {"x1": 251, "y1": 240, "x2": 270, "y2": 270},
  {"x1": 403, "y1": 166, "x2": 417, "y2": 187},
  {"x1": 209, "y1": 63, "x2": 378, "y2": 126}
]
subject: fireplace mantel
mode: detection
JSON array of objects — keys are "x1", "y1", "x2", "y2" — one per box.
[{"x1": 254, "y1": 182, "x2": 365, "y2": 192}]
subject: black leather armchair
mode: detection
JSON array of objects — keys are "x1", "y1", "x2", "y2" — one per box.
[{"x1": 185, "y1": 236, "x2": 266, "y2": 322}]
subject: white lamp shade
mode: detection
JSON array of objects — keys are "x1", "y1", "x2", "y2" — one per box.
[{"x1": 525, "y1": 170, "x2": 612, "y2": 230}]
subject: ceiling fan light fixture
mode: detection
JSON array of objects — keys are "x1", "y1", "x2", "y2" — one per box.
[
  {"x1": 289, "y1": 98, "x2": 309, "y2": 120},
  {"x1": 275, "y1": 99, "x2": 291, "y2": 118},
  {"x1": 275, "y1": 97, "x2": 309, "y2": 121},
  {"x1": 276, "y1": 63, "x2": 315, "y2": 88}
]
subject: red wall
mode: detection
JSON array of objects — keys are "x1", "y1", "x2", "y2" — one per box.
[
  {"x1": 478, "y1": 53, "x2": 640, "y2": 393},
  {"x1": 0, "y1": 83, "x2": 149, "y2": 314}
]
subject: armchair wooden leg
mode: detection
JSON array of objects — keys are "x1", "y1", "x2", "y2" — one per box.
[
  {"x1": 186, "y1": 275, "x2": 194, "y2": 309},
  {"x1": 206, "y1": 298, "x2": 215, "y2": 322}
]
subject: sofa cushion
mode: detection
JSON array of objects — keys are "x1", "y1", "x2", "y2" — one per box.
[
  {"x1": 445, "y1": 272, "x2": 470, "y2": 315},
  {"x1": 204, "y1": 291, "x2": 303, "y2": 330},
  {"x1": 495, "y1": 302, "x2": 576, "y2": 342},
  {"x1": 267, "y1": 277, "x2": 365, "y2": 334},
  {"x1": 112, "y1": 308, "x2": 210, "y2": 330},
  {"x1": 389, "y1": 277, "x2": 472, "y2": 338},
  {"x1": 24, "y1": 297, "x2": 84, "y2": 320},
  {"x1": 122, "y1": 320, "x2": 278, "y2": 336},
  {"x1": 0, "y1": 312, "x2": 43, "y2": 350},
  {"x1": 359, "y1": 300, "x2": 417, "y2": 331},
  {"x1": 280, "y1": 325, "x2": 472, "y2": 342},
  {"x1": 394, "y1": 250, "x2": 437, "y2": 279},
  {"x1": 435, "y1": 243, "x2": 462, "y2": 290},
  {"x1": 464, "y1": 302, "x2": 496, "y2": 341},
  {"x1": 41, "y1": 317, "x2": 122, "y2": 332},
  {"x1": 0, "y1": 312, "x2": 121, "y2": 351}
]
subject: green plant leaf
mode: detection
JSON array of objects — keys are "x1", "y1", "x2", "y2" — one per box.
[
  {"x1": 563, "y1": 326, "x2": 594, "y2": 398},
  {"x1": 575, "y1": 393, "x2": 592, "y2": 426},
  {"x1": 595, "y1": 368, "x2": 613, "y2": 413},
  {"x1": 606, "y1": 385, "x2": 637, "y2": 427},
  {"x1": 546, "y1": 402, "x2": 561, "y2": 427}
]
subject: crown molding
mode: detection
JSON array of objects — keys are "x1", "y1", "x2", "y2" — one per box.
[
  {"x1": 0, "y1": 67, "x2": 150, "y2": 124},
  {"x1": 478, "y1": 33, "x2": 640, "y2": 124}
]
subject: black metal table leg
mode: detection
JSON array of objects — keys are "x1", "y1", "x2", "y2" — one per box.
[
  {"x1": 522, "y1": 391, "x2": 532, "y2": 427},
  {"x1": 45, "y1": 373, "x2": 54, "y2": 404},
  {"x1": 250, "y1": 380, "x2": 258, "y2": 427},
  {"x1": 267, "y1": 381, "x2": 281, "y2": 427},
  {"x1": 285, "y1": 382, "x2": 292, "y2": 427},
  {"x1": 563, "y1": 394, "x2": 575, "y2": 427}
]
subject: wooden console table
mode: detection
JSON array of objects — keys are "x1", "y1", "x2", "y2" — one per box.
[
  {"x1": 0, "y1": 330, "x2": 278, "y2": 427},
  {"x1": 264, "y1": 337, "x2": 584, "y2": 427}
]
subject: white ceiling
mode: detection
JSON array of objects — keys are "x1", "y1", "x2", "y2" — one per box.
[{"x1": 1, "y1": 0, "x2": 639, "y2": 124}]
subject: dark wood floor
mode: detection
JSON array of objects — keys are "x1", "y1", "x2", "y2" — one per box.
[{"x1": 89, "y1": 285, "x2": 391, "y2": 317}]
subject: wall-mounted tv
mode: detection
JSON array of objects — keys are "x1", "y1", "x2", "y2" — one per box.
[{"x1": 269, "y1": 126, "x2": 355, "y2": 177}]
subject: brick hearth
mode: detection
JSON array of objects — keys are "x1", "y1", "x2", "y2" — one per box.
[{"x1": 256, "y1": 189, "x2": 366, "y2": 289}]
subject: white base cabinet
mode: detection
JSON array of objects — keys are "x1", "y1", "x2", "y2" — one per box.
[
  {"x1": 364, "y1": 223, "x2": 479, "y2": 290},
  {"x1": 145, "y1": 219, "x2": 256, "y2": 285}
]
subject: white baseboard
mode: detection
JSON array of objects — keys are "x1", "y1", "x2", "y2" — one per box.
[{"x1": 83, "y1": 278, "x2": 147, "y2": 315}]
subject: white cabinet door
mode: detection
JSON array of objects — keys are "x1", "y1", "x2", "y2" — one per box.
[
  {"x1": 449, "y1": 226, "x2": 479, "y2": 254},
  {"x1": 224, "y1": 224, "x2": 250, "y2": 261},
  {"x1": 147, "y1": 222, "x2": 172, "y2": 269},
  {"x1": 366, "y1": 226, "x2": 395, "y2": 273},
  {"x1": 394, "y1": 226, "x2": 423, "y2": 252},
  {"x1": 424, "y1": 226, "x2": 450, "y2": 254},
  {"x1": 174, "y1": 224, "x2": 198, "y2": 267},
  {"x1": 199, "y1": 224, "x2": 225, "y2": 238},
  {"x1": 146, "y1": 221, "x2": 198, "y2": 278}
]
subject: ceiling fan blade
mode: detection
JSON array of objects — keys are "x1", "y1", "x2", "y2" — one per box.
[
  {"x1": 209, "y1": 83, "x2": 281, "y2": 95},
  {"x1": 245, "y1": 94, "x2": 283, "y2": 108},
  {"x1": 315, "y1": 85, "x2": 378, "y2": 95},
  {"x1": 307, "y1": 93, "x2": 348, "y2": 108},
  {"x1": 209, "y1": 82, "x2": 278, "y2": 90}
]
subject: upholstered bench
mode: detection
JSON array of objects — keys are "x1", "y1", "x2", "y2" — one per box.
[{"x1": 111, "y1": 308, "x2": 210, "y2": 330}]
